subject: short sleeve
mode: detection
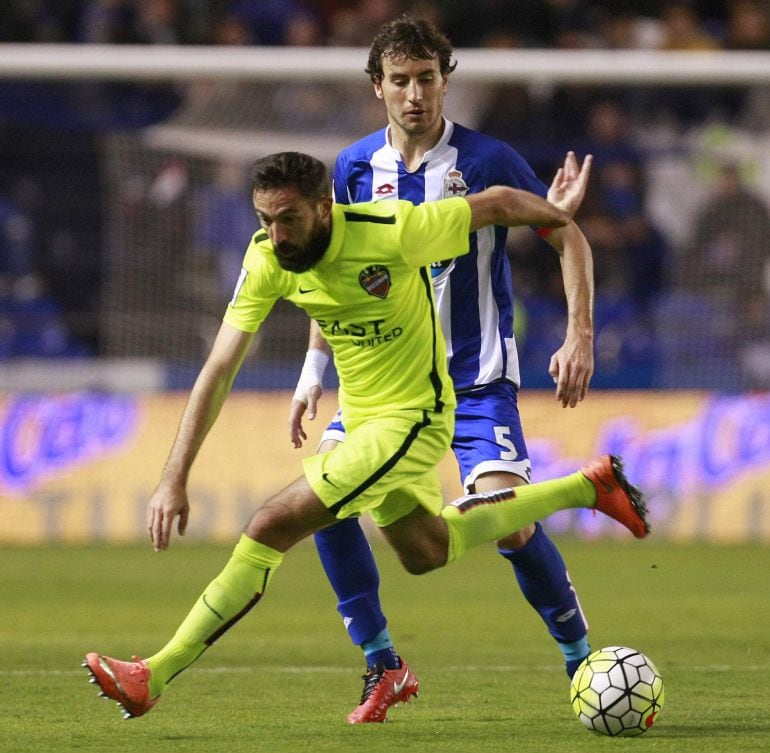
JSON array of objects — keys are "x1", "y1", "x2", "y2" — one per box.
[{"x1": 397, "y1": 197, "x2": 472, "y2": 268}]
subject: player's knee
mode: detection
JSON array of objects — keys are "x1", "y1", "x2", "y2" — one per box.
[
  {"x1": 398, "y1": 546, "x2": 446, "y2": 575},
  {"x1": 497, "y1": 523, "x2": 537, "y2": 550}
]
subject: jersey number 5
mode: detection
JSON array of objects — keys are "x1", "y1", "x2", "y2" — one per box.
[{"x1": 493, "y1": 426, "x2": 519, "y2": 461}]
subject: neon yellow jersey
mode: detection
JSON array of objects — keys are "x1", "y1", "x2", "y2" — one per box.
[{"x1": 224, "y1": 197, "x2": 471, "y2": 419}]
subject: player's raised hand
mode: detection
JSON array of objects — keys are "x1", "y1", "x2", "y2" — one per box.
[
  {"x1": 547, "y1": 151, "x2": 593, "y2": 220},
  {"x1": 146, "y1": 481, "x2": 189, "y2": 551}
]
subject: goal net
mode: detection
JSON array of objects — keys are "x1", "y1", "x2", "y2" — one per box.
[{"x1": 4, "y1": 46, "x2": 770, "y2": 391}]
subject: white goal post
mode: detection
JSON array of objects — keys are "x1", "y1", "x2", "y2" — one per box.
[{"x1": 1, "y1": 44, "x2": 770, "y2": 85}]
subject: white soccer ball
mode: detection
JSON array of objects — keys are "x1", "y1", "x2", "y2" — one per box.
[{"x1": 569, "y1": 646, "x2": 664, "y2": 736}]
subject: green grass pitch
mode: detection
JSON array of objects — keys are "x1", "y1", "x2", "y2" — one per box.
[{"x1": 2, "y1": 537, "x2": 768, "y2": 752}]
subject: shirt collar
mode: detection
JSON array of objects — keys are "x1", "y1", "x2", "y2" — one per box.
[{"x1": 384, "y1": 117, "x2": 455, "y2": 169}]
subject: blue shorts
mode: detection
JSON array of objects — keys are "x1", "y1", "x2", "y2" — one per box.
[{"x1": 321, "y1": 381, "x2": 530, "y2": 493}]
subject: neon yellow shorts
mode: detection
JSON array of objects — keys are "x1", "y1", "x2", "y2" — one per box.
[{"x1": 303, "y1": 408, "x2": 454, "y2": 527}]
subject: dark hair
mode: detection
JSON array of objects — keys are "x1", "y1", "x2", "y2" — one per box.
[
  {"x1": 250, "y1": 152, "x2": 329, "y2": 200},
  {"x1": 365, "y1": 15, "x2": 457, "y2": 84}
]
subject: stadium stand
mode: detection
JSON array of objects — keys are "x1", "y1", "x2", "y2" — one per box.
[{"x1": 1, "y1": 1, "x2": 769, "y2": 390}]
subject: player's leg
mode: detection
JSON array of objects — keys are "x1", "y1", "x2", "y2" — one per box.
[
  {"x1": 365, "y1": 400, "x2": 647, "y2": 576},
  {"x1": 453, "y1": 384, "x2": 590, "y2": 675},
  {"x1": 304, "y1": 410, "x2": 454, "y2": 722},
  {"x1": 378, "y1": 456, "x2": 648, "y2": 575},
  {"x1": 312, "y1": 417, "x2": 401, "y2": 678},
  {"x1": 85, "y1": 476, "x2": 335, "y2": 718},
  {"x1": 478, "y1": 472, "x2": 590, "y2": 677},
  {"x1": 314, "y1": 515, "x2": 397, "y2": 667}
]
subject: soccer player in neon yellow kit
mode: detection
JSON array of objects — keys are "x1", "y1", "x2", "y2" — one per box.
[
  {"x1": 291, "y1": 16, "x2": 598, "y2": 723},
  {"x1": 83, "y1": 151, "x2": 648, "y2": 721}
]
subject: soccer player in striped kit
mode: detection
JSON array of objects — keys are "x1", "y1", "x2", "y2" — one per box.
[{"x1": 289, "y1": 16, "x2": 597, "y2": 723}]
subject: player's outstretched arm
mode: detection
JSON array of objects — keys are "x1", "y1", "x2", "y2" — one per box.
[
  {"x1": 466, "y1": 152, "x2": 592, "y2": 231},
  {"x1": 147, "y1": 322, "x2": 254, "y2": 551},
  {"x1": 289, "y1": 320, "x2": 332, "y2": 448},
  {"x1": 545, "y1": 222, "x2": 595, "y2": 408}
]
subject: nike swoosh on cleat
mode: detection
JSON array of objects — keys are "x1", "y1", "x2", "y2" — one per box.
[
  {"x1": 99, "y1": 657, "x2": 127, "y2": 696},
  {"x1": 299, "y1": 287, "x2": 317, "y2": 294},
  {"x1": 393, "y1": 670, "x2": 410, "y2": 695}
]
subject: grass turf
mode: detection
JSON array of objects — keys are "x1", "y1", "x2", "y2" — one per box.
[{"x1": 2, "y1": 538, "x2": 769, "y2": 752}]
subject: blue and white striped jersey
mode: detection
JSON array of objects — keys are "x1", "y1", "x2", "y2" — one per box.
[{"x1": 333, "y1": 118, "x2": 547, "y2": 392}]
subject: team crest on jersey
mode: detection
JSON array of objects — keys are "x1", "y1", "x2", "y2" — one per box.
[
  {"x1": 375, "y1": 182, "x2": 396, "y2": 197},
  {"x1": 443, "y1": 169, "x2": 469, "y2": 198},
  {"x1": 430, "y1": 258, "x2": 455, "y2": 279},
  {"x1": 359, "y1": 265, "x2": 391, "y2": 299}
]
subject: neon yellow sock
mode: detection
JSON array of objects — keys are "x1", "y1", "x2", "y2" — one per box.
[
  {"x1": 145, "y1": 534, "x2": 283, "y2": 696},
  {"x1": 441, "y1": 472, "x2": 595, "y2": 563}
]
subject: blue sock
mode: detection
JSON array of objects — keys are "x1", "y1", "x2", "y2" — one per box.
[
  {"x1": 498, "y1": 523, "x2": 590, "y2": 669},
  {"x1": 314, "y1": 517, "x2": 388, "y2": 649},
  {"x1": 362, "y1": 628, "x2": 400, "y2": 669},
  {"x1": 564, "y1": 638, "x2": 592, "y2": 678}
]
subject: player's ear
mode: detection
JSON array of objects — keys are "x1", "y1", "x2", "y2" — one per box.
[
  {"x1": 373, "y1": 81, "x2": 384, "y2": 100},
  {"x1": 319, "y1": 195, "x2": 333, "y2": 218}
]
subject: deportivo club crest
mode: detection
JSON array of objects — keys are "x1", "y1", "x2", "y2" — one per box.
[
  {"x1": 359, "y1": 265, "x2": 391, "y2": 299},
  {"x1": 443, "y1": 168, "x2": 469, "y2": 197}
]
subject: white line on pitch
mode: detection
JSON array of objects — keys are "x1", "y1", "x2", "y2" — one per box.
[{"x1": 3, "y1": 664, "x2": 769, "y2": 677}]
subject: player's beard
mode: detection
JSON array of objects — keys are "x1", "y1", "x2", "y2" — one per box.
[{"x1": 274, "y1": 221, "x2": 331, "y2": 273}]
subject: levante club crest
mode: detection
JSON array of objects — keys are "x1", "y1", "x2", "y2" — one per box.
[{"x1": 359, "y1": 265, "x2": 391, "y2": 298}]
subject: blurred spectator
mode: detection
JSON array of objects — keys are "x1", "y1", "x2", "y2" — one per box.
[
  {"x1": 653, "y1": 3, "x2": 727, "y2": 126},
  {"x1": 77, "y1": 0, "x2": 189, "y2": 44},
  {"x1": 725, "y1": 0, "x2": 770, "y2": 49},
  {"x1": 659, "y1": 2, "x2": 720, "y2": 49},
  {"x1": 0, "y1": 178, "x2": 37, "y2": 279},
  {"x1": 327, "y1": 0, "x2": 404, "y2": 45},
  {"x1": 584, "y1": 99, "x2": 641, "y2": 167},
  {"x1": 225, "y1": 0, "x2": 325, "y2": 46},
  {"x1": 583, "y1": 99, "x2": 668, "y2": 310},
  {"x1": 689, "y1": 161, "x2": 770, "y2": 358},
  {"x1": 191, "y1": 161, "x2": 255, "y2": 298},
  {"x1": 599, "y1": 10, "x2": 666, "y2": 49},
  {"x1": 0, "y1": 0, "x2": 78, "y2": 42},
  {"x1": 689, "y1": 161, "x2": 770, "y2": 319},
  {"x1": 723, "y1": 1, "x2": 770, "y2": 130},
  {"x1": 654, "y1": 158, "x2": 770, "y2": 388},
  {"x1": 0, "y1": 272, "x2": 92, "y2": 358}
]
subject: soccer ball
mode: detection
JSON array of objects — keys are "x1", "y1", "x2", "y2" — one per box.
[{"x1": 570, "y1": 646, "x2": 664, "y2": 736}]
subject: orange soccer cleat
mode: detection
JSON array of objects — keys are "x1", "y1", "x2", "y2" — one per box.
[
  {"x1": 83, "y1": 652, "x2": 159, "y2": 719},
  {"x1": 346, "y1": 658, "x2": 419, "y2": 723},
  {"x1": 581, "y1": 455, "x2": 650, "y2": 539}
]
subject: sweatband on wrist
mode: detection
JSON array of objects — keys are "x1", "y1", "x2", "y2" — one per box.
[{"x1": 292, "y1": 348, "x2": 330, "y2": 404}]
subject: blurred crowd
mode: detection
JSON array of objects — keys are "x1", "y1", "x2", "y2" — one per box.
[
  {"x1": 3, "y1": 0, "x2": 770, "y2": 50},
  {"x1": 1, "y1": 1, "x2": 770, "y2": 389}
]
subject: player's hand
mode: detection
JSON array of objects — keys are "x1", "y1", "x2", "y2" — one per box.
[
  {"x1": 288, "y1": 384, "x2": 323, "y2": 448},
  {"x1": 146, "y1": 481, "x2": 189, "y2": 551},
  {"x1": 548, "y1": 334, "x2": 594, "y2": 408},
  {"x1": 547, "y1": 152, "x2": 592, "y2": 220}
]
